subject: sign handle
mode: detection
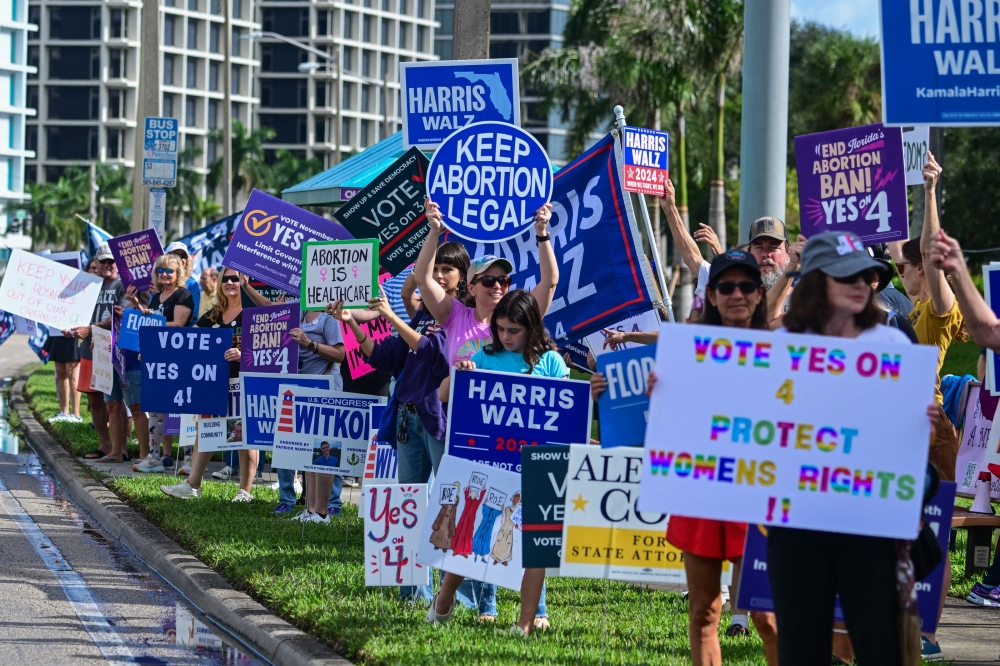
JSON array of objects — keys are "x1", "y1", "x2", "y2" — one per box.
[{"x1": 613, "y1": 105, "x2": 675, "y2": 323}]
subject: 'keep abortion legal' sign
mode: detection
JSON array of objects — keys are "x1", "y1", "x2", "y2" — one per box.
[{"x1": 429, "y1": 121, "x2": 552, "y2": 243}]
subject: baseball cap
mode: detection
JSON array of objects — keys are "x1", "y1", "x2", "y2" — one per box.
[
  {"x1": 748, "y1": 217, "x2": 788, "y2": 244},
  {"x1": 866, "y1": 242, "x2": 893, "y2": 292},
  {"x1": 708, "y1": 249, "x2": 762, "y2": 287},
  {"x1": 467, "y1": 254, "x2": 514, "y2": 283},
  {"x1": 165, "y1": 241, "x2": 190, "y2": 256},
  {"x1": 796, "y1": 232, "x2": 891, "y2": 284},
  {"x1": 95, "y1": 243, "x2": 113, "y2": 261}
]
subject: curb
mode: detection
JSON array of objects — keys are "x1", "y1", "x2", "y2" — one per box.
[{"x1": 13, "y1": 376, "x2": 353, "y2": 666}]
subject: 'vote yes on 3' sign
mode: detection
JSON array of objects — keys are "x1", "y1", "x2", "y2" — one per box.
[
  {"x1": 428, "y1": 121, "x2": 552, "y2": 243},
  {"x1": 139, "y1": 327, "x2": 233, "y2": 415}
]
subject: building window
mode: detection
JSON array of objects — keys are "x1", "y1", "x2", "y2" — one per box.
[
  {"x1": 46, "y1": 126, "x2": 98, "y2": 159},
  {"x1": 107, "y1": 128, "x2": 124, "y2": 158},
  {"x1": 363, "y1": 15, "x2": 372, "y2": 42},
  {"x1": 208, "y1": 99, "x2": 217, "y2": 128},
  {"x1": 231, "y1": 27, "x2": 241, "y2": 56},
  {"x1": 188, "y1": 58, "x2": 199, "y2": 87},
  {"x1": 526, "y1": 11, "x2": 550, "y2": 34},
  {"x1": 26, "y1": 126, "x2": 36, "y2": 152},
  {"x1": 27, "y1": 45, "x2": 37, "y2": 79},
  {"x1": 187, "y1": 19, "x2": 197, "y2": 49},
  {"x1": 232, "y1": 0, "x2": 241, "y2": 19},
  {"x1": 341, "y1": 117, "x2": 351, "y2": 145},
  {"x1": 381, "y1": 19, "x2": 389, "y2": 45},
  {"x1": 211, "y1": 0, "x2": 221, "y2": 15},
  {"x1": 28, "y1": 5, "x2": 39, "y2": 27},
  {"x1": 418, "y1": 0, "x2": 426, "y2": 18},
  {"x1": 491, "y1": 12, "x2": 519, "y2": 34},
  {"x1": 343, "y1": 11, "x2": 354, "y2": 39},
  {"x1": 361, "y1": 84, "x2": 369, "y2": 112},
  {"x1": 110, "y1": 49, "x2": 126, "y2": 78},
  {"x1": 361, "y1": 119, "x2": 370, "y2": 147},
  {"x1": 164, "y1": 15, "x2": 176, "y2": 46},
  {"x1": 417, "y1": 25, "x2": 426, "y2": 51},
  {"x1": 489, "y1": 41, "x2": 518, "y2": 58},
  {"x1": 109, "y1": 88, "x2": 125, "y2": 118},
  {"x1": 185, "y1": 97, "x2": 196, "y2": 126},
  {"x1": 210, "y1": 23, "x2": 219, "y2": 52},
  {"x1": 315, "y1": 80, "x2": 327, "y2": 107},
  {"x1": 316, "y1": 117, "x2": 326, "y2": 143},
  {"x1": 209, "y1": 61, "x2": 219, "y2": 90},
  {"x1": 26, "y1": 85, "x2": 36, "y2": 110},
  {"x1": 362, "y1": 50, "x2": 372, "y2": 77},
  {"x1": 207, "y1": 139, "x2": 216, "y2": 163},
  {"x1": 231, "y1": 64, "x2": 239, "y2": 94},
  {"x1": 398, "y1": 23, "x2": 408, "y2": 49},
  {"x1": 434, "y1": 40, "x2": 453, "y2": 60},
  {"x1": 48, "y1": 47, "x2": 100, "y2": 80},
  {"x1": 49, "y1": 7, "x2": 101, "y2": 40},
  {"x1": 111, "y1": 9, "x2": 127, "y2": 38},
  {"x1": 381, "y1": 52, "x2": 390, "y2": 79},
  {"x1": 382, "y1": 0, "x2": 391, "y2": 11},
  {"x1": 435, "y1": 8, "x2": 453, "y2": 33},
  {"x1": 317, "y1": 11, "x2": 329, "y2": 36},
  {"x1": 163, "y1": 93, "x2": 174, "y2": 118},
  {"x1": 342, "y1": 82, "x2": 352, "y2": 109},
  {"x1": 188, "y1": 0, "x2": 199, "y2": 12},
  {"x1": 163, "y1": 54, "x2": 175, "y2": 85},
  {"x1": 343, "y1": 47, "x2": 353, "y2": 72}
]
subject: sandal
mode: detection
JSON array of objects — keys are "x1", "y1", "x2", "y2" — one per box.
[
  {"x1": 93, "y1": 455, "x2": 124, "y2": 464},
  {"x1": 424, "y1": 593, "x2": 455, "y2": 625},
  {"x1": 533, "y1": 617, "x2": 551, "y2": 631},
  {"x1": 84, "y1": 449, "x2": 109, "y2": 459}
]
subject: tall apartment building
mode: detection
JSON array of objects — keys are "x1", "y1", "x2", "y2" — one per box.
[
  {"x1": 433, "y1": 1, "x2": 568, "y2": 163},
  {"x1": 26, "y1": 0, "x2": 259, "y2": 214},
  {"x1": 0, "y1": 0, "x2": 36, "y2": 236},
  {"x1": 255, "y1": 0, "x2": 436, "y2": 168}
]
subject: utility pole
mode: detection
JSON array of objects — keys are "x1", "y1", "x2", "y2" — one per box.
[
  {"x1": 131, "y1": 0, "x2": 161, "y2": 232},
  {"x1": 452, "y1": 0, "x2": 491, "y2": 60},
  {"x1": 737, "y1": 0, "x2": 790, "y2": 243},
  {"x1": 89, "y1": 162, "x2": 97, "y2": 224},
  {"x1": 223, "y1": 0, "x2": 233, "y2": 215},
  {"x1": 708, "y1": 73, "x2": 727, "y2": 250}
]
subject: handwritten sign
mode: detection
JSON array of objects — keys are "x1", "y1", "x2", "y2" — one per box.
[
  {"x1": 301, "y1": 239, "x2": 379, "y2": 311},
  {"x1": 364, "y1": 484, "x2": 429, "y2": 586},
  {"x1": 903, "y1": 126, "x2": 930, "y2": 187},
  {"x1": 90, "y1": 327, "x2": 114, "y2": 394},
  {"x1": 621, "y1": 127, "x2": 669, "y2": 197},
  {"x1": 116, "y1": 308, "x2": 166, "y2": 352},
  {"x1": 342, "y1": 316, "x2": 393, "y2": 380},
  {"x1": 0, "y1": 249, "x2": 103, "y2": 330},
  {"x1": 240, "y1": 302, "x2": 299, "y2": 374},
  {"x1": 108, "y1": 229, "x2": 163, "y2": 291},
  {"x1": 139, "y1": 327, "x2": 233, "y2": 415},
  {"x1": 596, "y1": 344, "x2": 656, "y2": 448},
  {"x1": 639, "y1": 324, "x2": 938, "y2": 539},
  {"x1": 957, "y1": 383, "x2": 1000, "y2": 498}
]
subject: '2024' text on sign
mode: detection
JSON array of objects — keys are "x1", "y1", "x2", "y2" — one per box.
[{"x1": 639, "y1": 324, "x2": 938, "y2": 540}]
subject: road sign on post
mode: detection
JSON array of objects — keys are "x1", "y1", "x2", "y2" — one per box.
[{"x1": 142, "y1": 117, "x2": 178, "y2": 188}]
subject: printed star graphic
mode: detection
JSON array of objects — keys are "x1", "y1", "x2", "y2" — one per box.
[
  {"x1": 627, "y1": 167, "x2": 634, "y2": 179},
  {"x1": 571, "y1": 494, "x2": 589, "y2": 512},
  {"x1": 467, "y1": 438, "x2": 476, "y2": 447}
]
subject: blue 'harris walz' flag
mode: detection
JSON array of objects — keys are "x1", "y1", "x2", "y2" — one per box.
[{"x1": 444, "y1": 133, "x2": 658, "y2": 343}]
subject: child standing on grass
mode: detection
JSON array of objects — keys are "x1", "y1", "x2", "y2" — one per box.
[{"x1": 428, "y1": 290, "x2": 568, "y2": 636}]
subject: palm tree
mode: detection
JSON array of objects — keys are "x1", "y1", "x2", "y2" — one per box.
[
  {"x1": 207, "y1": 121, "x2": 276, "y2": 211},
  {"x1": 269, "y1": 148, "x2": 324, "y2": 196},
  {"x1": 166, "y1": 143, "x2": 205, "y2": 236},
  {"x1": 190, "y1": 197, "x2": 223, "y2": 229}
]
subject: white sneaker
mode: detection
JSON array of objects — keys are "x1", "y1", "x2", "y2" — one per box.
[
  {"x1": 294, "y1": 479, "x2": 303, "y2": 495},
  {"x1": 49, "y1": 412, "x2": 68, "y2": 423},
  {"x1": 134, "y1": 454, "x2": 164, "y2": 473},
  {"x1": 269, "y1": 480, "x2": 281, "y2": 490},
  {"x1": 178, "y1": 463, "x2": 192, "y2": 476},
  {"x1": 212, "y1": 465, "x2": 235, "y2": 480},
  {"x1": 232, "y1": 489, "x2": 253, "y2": 502},
  {"x1": 343, "y1": 477, "x2": 358, "y2": 488},
  {"x1": 160, "y1": 481, "x2": 201, "y2": 499},
  {"x1": 309, "y1": 512, "x2": 330, "y2": 524},
  {"x1": 66, "y1": 414, "x2": 83, "y2": 423},
  {"x1": 292, "y1": 510, "x2": 314, "y2": 522}
]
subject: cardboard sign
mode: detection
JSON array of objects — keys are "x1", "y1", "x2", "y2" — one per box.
[
  {"x1": 560, "y1": 445, "x2": 687, "y2": 583},
  {"x1": 139, "y1": 327, "x2": 233, "y2": 415},
  {"x1": 301, "y1": 239, "x2": 379, "y2": 310},
  {"x1": 108, "y1": 229, "x2": 164, "y2": 291},
  {"x1": 640, "y1": 324, "x2": 938, "y2": 539},
  {"x1": 116, "y1": 308, "x2": 166, "y2": 352},
  {"x1": 417, "y1": 455, "x2": 524, "y2": 591},
  {"x1": 621, "y1": 127, "x2": 669, "y2": 196},
  {"x1": 520, "y1": 445, "x2": 569, "y2": 568},
  {"x1": 428, "y1": 121, "x2": 552, "y2": 243},
  {"x1": 596, "y1": 345, "x2": 656, "y2": 448},
  {"x1": 270, "y1": 385, "x2": 384, "y2": 474},
  {"x1": 585, "y1": 310, "x2": 660, "y2": 357},
  {"x1": 364, "y1": 484, "x2": 430, "y2": 586},
  {"x1": 445, "y1": 368, "x2": 592, "y2": 471},
  {"x1": 222, "y1": 189, "x2": 353, "y2": 294},
  {"x1": 178, "y1": 414, "x2": 197, "y2": 448},
  {"x1": 0, "y1": 249, "x2": 103, "y2": 330},
  {"x1": 399, "y1": 59, "x2": 520, "y2": 149},
  {"x1": 957, "y1": 383, "x2": 1000, "y2": 499},
  {"x1": 341, "y1": 315, "x2": 393, "y2": 380},
  {"x1": 903, "y1": 126, "x2": 930, "y2": 186},
  {"x1": 794, "y1": 124, "x2": 908, "y2": 243},
  {"x1": 240, "y1": 302, "x2": 299, "y2": 374},
  {"x1": 239, "y1": 372, "x2": 337, "y2": 449},
  {"x1": 90, "y1": 327, "x2": 114, "y2": 394},
  {"x1": 333, "y1": 147, "x2": 431, "y2": 276},
  {"x1": 198, "y1": 378, "x2": 243, "y2": 452}
]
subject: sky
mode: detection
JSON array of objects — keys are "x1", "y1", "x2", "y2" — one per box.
[{"x1": 790, "y1": 0, "x2": 880, "y2": 40}]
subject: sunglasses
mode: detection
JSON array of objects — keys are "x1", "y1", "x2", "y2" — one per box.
[
  {"x1": 156, "y1": 268, "x2": 175, "y2": 275},
  {"x1": 220, "y1": 275, "x2": 240, "y2": 283},
  {"x1": 832, "y1": 268, "x2": 878, "y2": 285},
  {"x1": 472, "y1": 275, "x2": 512, "y2": 289},
  {"x1": 98, "y1": 259, "x2": 115, "y2": 266},
  {"x1": 712, "y1": 280, "x2": 760, "y2": 296}
]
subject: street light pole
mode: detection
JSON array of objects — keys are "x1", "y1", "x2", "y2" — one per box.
[
  {"x1": 453, "y1": 0, "x2": 490, "y2": 60},
  {"x1": 223, "y1": 0, "x2": 233, "y2": 215},
  {"x1": 131, "y1": 0, "x2": 161, "y2": 232}
]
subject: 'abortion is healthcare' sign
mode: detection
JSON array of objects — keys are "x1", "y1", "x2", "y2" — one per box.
[{"x1": 428, "y1": 121, "x2": 552, "y2": 243}]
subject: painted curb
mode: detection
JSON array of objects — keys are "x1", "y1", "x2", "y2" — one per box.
[{"x1": 13, "y1": 376, "x2": 353, "y2": 666}]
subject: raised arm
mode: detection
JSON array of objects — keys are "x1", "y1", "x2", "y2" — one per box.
[
  {"x1": 370, "y1": 296, "x2": 422, "y2": 351},
  {"x1": 921, "y1": 153, "x2": 954, "y2": 317},
  {"x1": 766, "y1": 234, "x2": 806, "y2": 328},
  {"x1": 931, "y1": 230, "x2": 1000, "y2": 349},
  {"x1": 239, "y1": 274, "x2": 274, "y2": 307},
  {"x1": 531, "y1": 204, "x2": 558, "y2": 317},
  {"x1": 658, "y1": 178, "x2": 705, "y2": 277},
  {"x1": 400, "y1": 271, "x2": 421, "y2": 321},
  {"x1": 413, "y1": 199, "x2": 454, "y2": 323}
]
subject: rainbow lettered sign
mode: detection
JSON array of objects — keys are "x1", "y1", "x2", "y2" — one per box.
[{"x1": 639, "y1": 324, "x2": 937, "y2": 539}]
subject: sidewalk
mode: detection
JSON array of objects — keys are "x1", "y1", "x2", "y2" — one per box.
[{"x1": 939, "y1": 597, "x2": 1000, "y2": 664}]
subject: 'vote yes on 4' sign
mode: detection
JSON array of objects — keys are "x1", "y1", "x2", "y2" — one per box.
[
  {"x1": 621, "y1": 127, "x2": 669, "y2": 197},
  {"x1": 428, "y1": 121, "x2": 552, "y2": 243},
  {"x1": 445, "y1": 368, "x2": 592, "y2": 472},
  {"x1": 139, "y1": 327, "x2": 233, "y2": 415}
]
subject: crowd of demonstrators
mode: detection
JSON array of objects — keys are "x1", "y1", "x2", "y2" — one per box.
[
  {"x1": 165, "y1": 241, "x2": 202, "y2": 317},
  {"x1": 48, "y1": 302, "x2": 82, "y2": 423},
  {"x1": 198, "y1": 267, "x2": 219, "y2": 318}
]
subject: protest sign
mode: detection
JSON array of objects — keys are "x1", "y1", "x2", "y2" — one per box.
[
  {"x1": 176, "y1": 211, "x2": 241, "y2": 275},
  {"x1": 417, "y1": 455, "x2": 524, "y2": 590},
  {"x1": 957, "y1": 383, "x2": 1000, "y2": 498},
  {"x1": 445, "y1": 369, "x2": 592, "y2": 471},
  {"x1": 444, "y1": 133, "x2": 658, "y2": 342},
  {"x1": 621, "y1": 127, "x2": 669, "y2": 197},
  {"x1": 559, "y1": 340, "x2": 592, "y2": 373},
  {"x1": 584, "y1": 310, "x2": 660, "y2": 357},
  {"x1": 560, "y1": 445, "x2": 687, "y2": 583},
  {"x1": 116, "y1": 308, "x2": 166, "y2": 352},
  {"x1": 520, "y1": 445, "x2": 569, "y2": 568},
  {"x1": 164, "y1": 414, "x2": 180, "y2": 435},
  {"x1": 903, "y1": 126, "x2": 930, "y2": 186},
  {"x1": 342, "y1": 315, "x2": 393, "y2": 380},
  {"x1": 90, "y1": 327, "x2": 114, "y2": 394},
  {"x1": 983, "y1": 265, "x2": 1000, "y2": 396},
  {"x1": 301, "y1": 239, "x2": 379, "y2": 310},
  {"x1": 222, "y1": 189, "x2": 353, "y2": 294},
  {"x1": 139, "y1": 327, "x2": 233, "y2": 415},
  {"x1": 879, "y1": 0, "x2": 1000, "y2": 126},
  {"x1": 363, "y1": 443, "x2": 398, "y2": 484},
  {"x1": 46, "y1": 251, "x2": 83, "y2": 270},
  {"x1": 399, "y1": 58, "x2": 520, "y2": 149},
  {"x1": 240, "y1": 302, "x2": 299, "y2": 374},
  {"x1": 270, "y1": 385, "x2": 384, "y2": 474},
  {"x1": 0, "y1": 249, "x2": 103, "y2": 330},
  {"x1": 239, "y1": 372, "x2": 337, "y2": 449},
  {"x1": 111, "y1": 311, "x2": 125, "y2": 381},
  {"x1": 428, "y1": 121, "x2": 552, "y2": 243},
  {"x1": 198, "y1": 378, "x2": 243, "y2": 452},
  {"x1": 639, "y1": 324, "x2": 938, "y2": 539},
  {"x1": 794, "y1": 123, "x2": 908, "y2": 243},
  {"x1": 363, "y1": 483, "x2": 429, "y2": 586},
  {"x1": 596, "y1": 345, "x2": 656, "y2": 448},
  {"x1": 108, "y1": 229, "x2": 163, "y2": 291},
  {"x1": 178, "y1": 414, "x2": 197, "y2": 448},
  {"x1": 333, "y1": 147, "x2": 430, "y2": 276}
]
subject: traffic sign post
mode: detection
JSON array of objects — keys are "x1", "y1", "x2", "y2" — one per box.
[{"x1": 142, "y1": 117, "x2": 178, "y2": 188}]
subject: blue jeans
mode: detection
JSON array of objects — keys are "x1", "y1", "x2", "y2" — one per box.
[{"x1": 276, "y1": 469, "x2": 342, "y2": 510}]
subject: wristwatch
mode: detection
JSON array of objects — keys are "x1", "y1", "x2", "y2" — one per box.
[{"x1": 536, "y1": 234, "x2": 551, "y2": 242}]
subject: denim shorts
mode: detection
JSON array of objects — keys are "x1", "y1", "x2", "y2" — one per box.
[{"x1": 106, "y1": 370, "x2": 142, "y2": 407}]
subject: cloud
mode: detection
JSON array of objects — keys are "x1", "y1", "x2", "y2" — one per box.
[{"x1": 790, "y1": 0, "x2": 880, "y2": 40}]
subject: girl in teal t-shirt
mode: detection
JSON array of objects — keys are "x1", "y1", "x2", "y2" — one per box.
[{"x1": 429, "y1": 290, "x2": 566, "y2": 636}]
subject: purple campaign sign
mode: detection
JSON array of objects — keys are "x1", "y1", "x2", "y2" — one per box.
[
  {"x1": 108, "y1": 229, "x2": 164, "y2": 291},
  {"x1": 794, "y1": 123, "x2": 909, "y2": 244},
  {"x1": 240, "y1": 302, "x2": 300, "y2": 374},
  {"x1": 222, "y1": 189, "x2": 353, "y2": 294}
]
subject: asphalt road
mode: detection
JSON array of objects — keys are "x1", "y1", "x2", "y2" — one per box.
[{"x1": 0, "y1": 335, "x2": 263, "y2": 665}]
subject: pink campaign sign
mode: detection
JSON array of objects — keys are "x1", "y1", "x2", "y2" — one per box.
[{"x1": 341, "y1": 273, "x2": 392, "y2": 379}]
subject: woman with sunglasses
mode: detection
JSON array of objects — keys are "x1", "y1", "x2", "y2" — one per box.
[{"x1": 769, "y1": 231, "x2": 935, "y2": 665}]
